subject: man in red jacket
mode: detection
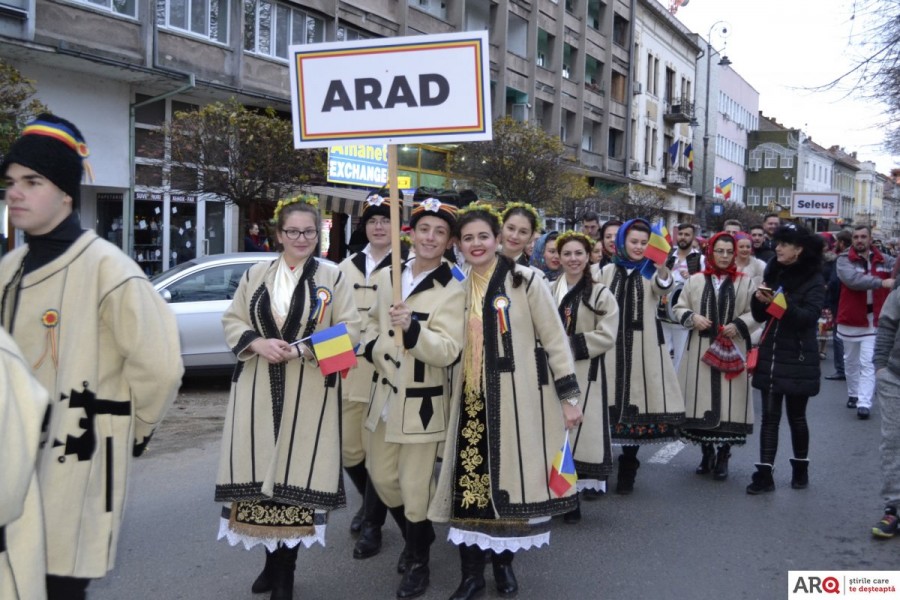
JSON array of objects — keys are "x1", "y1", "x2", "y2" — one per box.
[{"x1": 836, "y1": 225, "x2": 895, "y2": 419}]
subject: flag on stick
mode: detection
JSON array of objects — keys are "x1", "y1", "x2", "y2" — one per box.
[
  {"x1": 549, "y1": 431, "x2": 578, "y2": 497},
  {"x1": 643, "y1": 219, "x2": 672, "y2": 266},
  {"x1": 294, "y1": 322, "x2": 357, "y2": 377},
  {"x1": 766, "y1": 287, "x2": 788, "y2": 320}
]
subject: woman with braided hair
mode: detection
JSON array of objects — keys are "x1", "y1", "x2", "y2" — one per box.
[
  {"x1": 595, "y1": 219, "x2": 685, "y2": 494},
  {"x1": 551, "y1": 231, "x2": 619, "y2": 521},
  {"x1": 672, "y1": 232, "x2": 759, "y2": 481}
]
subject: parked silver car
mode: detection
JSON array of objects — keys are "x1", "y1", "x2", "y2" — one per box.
[{"x1": 152, "y1": 252, "x2": 279, "y2": 372}]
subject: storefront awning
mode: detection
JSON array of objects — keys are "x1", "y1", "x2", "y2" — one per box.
[{"x1": 309, "y1": 185, "x2": 413, "y2": 220}]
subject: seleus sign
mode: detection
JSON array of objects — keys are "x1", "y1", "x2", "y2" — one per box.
[
  {"x1": 289, "y1": 31, "x2": 492, "y2": 149},
  {"x1": 790, "y1": 192, "x2": 841, "y2": 218}
]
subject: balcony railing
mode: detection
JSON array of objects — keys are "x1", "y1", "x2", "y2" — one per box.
[{"x1": 663, "y1": 97, "x2": 694, "y2": 124}]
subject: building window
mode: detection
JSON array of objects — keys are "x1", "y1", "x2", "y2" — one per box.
[
  {"x1": 158, "y1": 0, "x2": 228, "y2": 43},
  {"x1": 762, "y1": 187, "x2": 776, "y2": 205},
  {"x1": 780, "y1": 154, "x2": 793, "y2": 168},
  {"x1": 611, "y1": 71, "x2": 626, "y2": 103},
  {"x1": 612, "y1": 13, "x2": 628, "y2": 47},
  {"x1": 779, "y1": 187, "x2": 791, "y2": 203},
  {"x1": 336, "y1": 25, "x2": 367, "y2": 42},
  {"x1": 749, "y1": 150, "x2": 761, "y2": 170},
  {"x1": 81, "y1": 0, "x2": 137, "y2": 17},
  {"x1": 244, "y1": 1, "x2": 324, "y2": 58},
  {"x1": 764, "y1": 151, "x2": 777, "y2": 168},
  {"x1": 508, "y1": 13, "x2": 528, "y2": 57},
  {"x1": 747, "y1": 187, "x2": 760, "y2": 206}
]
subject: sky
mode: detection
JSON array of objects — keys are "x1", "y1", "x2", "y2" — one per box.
[{"x1": 673, "y1": 0, "x2": 899, "y2": 174}]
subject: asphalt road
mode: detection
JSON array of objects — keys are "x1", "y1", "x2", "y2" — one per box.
[{"x1": 90, "y1": 343, "x2": 897, "y2": 600}]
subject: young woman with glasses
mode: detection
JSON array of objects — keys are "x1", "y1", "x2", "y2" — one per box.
[{"x1": 216, "y1": 195, "x2": 361, "y2": 600}]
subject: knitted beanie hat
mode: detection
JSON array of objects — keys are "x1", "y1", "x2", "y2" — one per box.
[{"x1": 1, "y1": 114, "x2": 89, "y2": 206}]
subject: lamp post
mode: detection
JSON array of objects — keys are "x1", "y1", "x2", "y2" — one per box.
[{"x1": 699, "y1": 21, "x2": 731, "y2": 230}]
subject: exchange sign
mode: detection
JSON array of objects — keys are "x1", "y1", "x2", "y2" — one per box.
[{"x1": 289, "y1": 31, "x2": 492, "y2": 149}]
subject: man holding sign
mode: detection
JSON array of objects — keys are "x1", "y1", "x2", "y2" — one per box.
[{"x1": 363, "y1": 193, "x2": 466, "y2": 599}]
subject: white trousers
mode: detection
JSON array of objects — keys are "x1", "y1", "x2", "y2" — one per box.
[{"x1": 844, "y1": 334, "x2": 876, "y2": 408}]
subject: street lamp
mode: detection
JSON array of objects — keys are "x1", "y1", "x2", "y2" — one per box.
[{"x1": 699, "y1": 21, "x2": 731, "y2": 229}]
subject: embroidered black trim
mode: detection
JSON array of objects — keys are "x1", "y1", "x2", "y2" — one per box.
[
  {"x1": 214, "y1": 482, "x2": 346, "y2": 511},
  {"x1": 554, "y1": 373, "x2": 580, "y2": 401},
  {"x1": 571, "y1": 333, "x2": 590, "y2": 361},
  {"x1": 233, "y1": 330, "x2": 261, "y2": 356}
]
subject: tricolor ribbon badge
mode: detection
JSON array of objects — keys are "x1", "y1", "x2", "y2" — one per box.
[
  {"x1": 312, "y1": 286, "x2": 332, "y2": 324},
  {"x1": 564, "y1": 306, "x2": 572, "y2": 330},
  {"x1": 494, "y1": 295, "x2": 511, "y2": 334}
]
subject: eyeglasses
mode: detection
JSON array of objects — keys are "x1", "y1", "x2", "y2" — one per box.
[
  {"x1": 367, "y1": 218, "x2": 390, "y2": 228},
  {"x1": 713, "y1": 249, "x2": 735, "y2": 256},
  {"x1": 281, "y1": 228, "x2": 318, "y2": 241}
]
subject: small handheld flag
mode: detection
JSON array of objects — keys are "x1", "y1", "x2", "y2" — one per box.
[
  {"x1": 766, "y1": 287, "x2": 788, "y2": 320},
  {"x1": 451, "y1": 264, "x2": 466, "y2": 282},
  {"x1": 549, "y1": 431, "x2": 578, "y2": 497},
  {"x1": 643, "y1": 219, "x2": 672, "y2": 266},
  {"x1": 294, "y1": 322, "x2": 357, "y2": 377}
]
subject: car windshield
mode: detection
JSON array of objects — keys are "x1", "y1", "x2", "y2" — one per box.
[{"x1": 150, "y1": 260, "x2": 200, "y2": 284}]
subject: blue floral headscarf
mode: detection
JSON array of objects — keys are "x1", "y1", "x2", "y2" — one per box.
[
  {"x1": 530, "y1": 231, "x2": 561, "y2": 281},
  {"x1": 613, "y1": 218, "x2": 653, "y2": 271}
]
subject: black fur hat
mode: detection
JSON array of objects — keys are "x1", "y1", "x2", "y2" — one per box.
[
  {"x1": 773, "y1": 223, "x2": 824, "y2": 262},
  {"x1": 410, "y1": 189, "x2": 461, "y2": 230},
  {"x1": 361, "y1": 187, "x2": 403, "y2": 226},
  {"x1": 2, "y1": 113, "x2": 88, "y2": 207}
]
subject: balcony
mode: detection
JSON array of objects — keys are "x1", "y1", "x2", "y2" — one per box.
[
  {"x1": 663, "y1": 97, "x2": 694, "y2": 124},
  {"x1": 664, "y1": 168, "x2": 690, "y2": 188}
]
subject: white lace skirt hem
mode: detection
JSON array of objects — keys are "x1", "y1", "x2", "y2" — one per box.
[
  {"x1": 447, "y1": 526, "x2": 550, "y2": 553},
  {"x1": 577, "y1": 478, "x2": 606, "y2": 493},
  {"x1": 217, "y1": 516, "x2": 326, "y2": 551}
]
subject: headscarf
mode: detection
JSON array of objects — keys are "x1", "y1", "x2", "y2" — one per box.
[
  {"x1": 703, "y1": 231, "x2": 741, "y2": 280},
  {"x1": 612, "y1": 218, "x2": 652, "y2": 271},
  {"x1": 531, "y1": 231, "x2": 561, "y2": 281}
]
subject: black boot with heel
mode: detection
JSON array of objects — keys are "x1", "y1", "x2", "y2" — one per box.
[{"x1": 448, "y1": 544, "x2": 486, "y2": 600}]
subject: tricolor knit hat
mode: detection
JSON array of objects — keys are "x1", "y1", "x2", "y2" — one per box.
[
  {"x1": 361, "y1": 187, "x2": 403, "y2": 226},
  {"x1": 2, "y1": 114, "x2": 90, "y2": 207},
  {"x1": 410, "y1": 188, "x2": 460, "y2": 230}
]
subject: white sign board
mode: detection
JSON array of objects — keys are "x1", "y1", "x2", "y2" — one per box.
[
  {"x1": 289, "y1": 31, "x2": 492, "y2": 149},
  {"x1": 790, "y1": 192, "x2": 841, "y2": 218}
]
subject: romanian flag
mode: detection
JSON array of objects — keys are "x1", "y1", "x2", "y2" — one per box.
[
  {"x1": 307, "y1": 323, "x2": 357, "y2": 377},
  {"x1": 549, "y1": 432, "x2": 578, "y2": 497},
  {"x1": 685, "y1": 143, "x2": 694, "y2": 171},
  {"x1": 643, "y1": 219, "x2": 672, "y2": 266},
  {"x1": 720, "y1": 177, "x2": 733, "y2": 201},
  {"x1": 766, "y1": 287, "x2": 788, "y2": 320}
]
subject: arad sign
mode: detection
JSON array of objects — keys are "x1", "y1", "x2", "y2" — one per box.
[
  {"x1": 791, "y1": 192, "x2": 841, "y2": 218},
  {"x1": 289, "y1": 31, "x2": 492, "y2": 149}
]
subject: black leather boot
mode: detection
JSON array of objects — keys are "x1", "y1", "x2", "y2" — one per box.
[
  {"x1": 389, "y1": 505, "x2": 411, "y2": 574},
  {"x1": 790, "y1": 458, "x2": 809, "y2": 489},
  {"x1": 448, "y1": 544, "x2": 486, "y2": 600},
  {"x1": 345, "y1": 462, "x2": 369, "y2": 534},
  {"x1": 563, "y1": 493, "x2": 581, "y2": 524},
  {"x1": 269, "y1": 545, "x2": 299, "y2": 600},
  {"x1": 695, "y1": 443, "x2": 715, "y2": 475},
  {"x1": 353, "y1": 477, "x2": 388, "y2": 559},
  {"x1": 713, "y1": 444, "x2": 731, "y2": 481},
  {"x1": 746, "y1": 463, "x2": 775, "y2": 495},
  {"x1": 396, "y1": 520, "x2": 435, "y2": 599},
  {"x1": 491, "y1": 550, "x2": 518, "y2": 597},
  {"x1": 251, "y1": 548, "x2": 276, "y2": 593},
  {"x1": 615, "y1": 447, "x2": 641, "y2": 494}
]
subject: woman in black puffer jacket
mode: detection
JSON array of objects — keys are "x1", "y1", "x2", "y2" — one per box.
[{"x1": 747, "y1": 224, "x2": 824, "y2": 495}]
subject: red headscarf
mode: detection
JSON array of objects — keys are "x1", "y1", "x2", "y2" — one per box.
[{"x1": 703, "y1": 231, "x2": 741, "y2": 280}]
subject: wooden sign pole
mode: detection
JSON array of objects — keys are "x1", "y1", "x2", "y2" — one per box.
[{"x1": 388, "y1": 144, "x2": 403, "y2": 346}]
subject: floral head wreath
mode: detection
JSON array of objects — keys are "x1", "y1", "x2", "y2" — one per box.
[
  {"x1": 501, "y1": 201, "x2": 543, "y2": 231},
  {"x1": 555, "y1": 230, "x2": 594, "y2": 252},
  {"x1": 457, "y1": 201, "x2": 502, "y2": 222},
  {"x1": 273, "y1": 194, "x2": 319, "y2": 223}
]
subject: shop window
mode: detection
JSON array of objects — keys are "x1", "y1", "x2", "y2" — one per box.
[
  {"x1": 420, "y1": 148, "x2": 447, "y2": 172},
  {"x1": 136, "y1": 165, "x2": 163, "y2": 187},
  {"x1": 171, "y1": 166, "x2": 198, "y2": 191}
]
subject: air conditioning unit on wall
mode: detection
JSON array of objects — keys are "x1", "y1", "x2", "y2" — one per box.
[{"x1": 633, "y1": 82, "x2": 643, "y2": 95}]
